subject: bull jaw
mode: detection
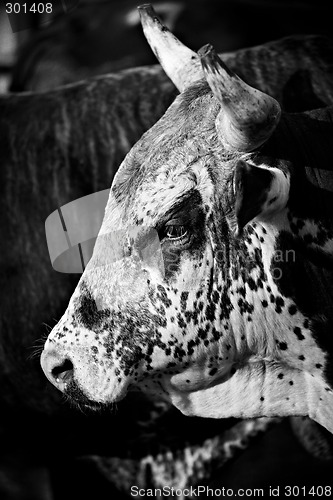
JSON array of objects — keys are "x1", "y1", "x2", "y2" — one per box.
[{"x1": 164, "y1": 360, "x2": 333, "y2": 434}]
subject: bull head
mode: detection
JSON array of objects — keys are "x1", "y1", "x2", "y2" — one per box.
[{"x1": 41, "y1": 5, "x2": 333, "y2": 435}]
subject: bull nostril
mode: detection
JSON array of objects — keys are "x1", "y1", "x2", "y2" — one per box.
[
  {"x1": 51, "y1": 358, "x2": 74, "y2": 385},
  {"x1": 41, "y1": 350, "x2": 75, "y2": 392}
]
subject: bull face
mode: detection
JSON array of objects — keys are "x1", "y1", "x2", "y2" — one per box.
[{"x1": 41, "y1": 5, "x2": 333, "y2": 433}]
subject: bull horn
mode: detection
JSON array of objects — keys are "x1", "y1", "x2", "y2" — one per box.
[
  {"x1": 138, "y1": 4, "x2": 203, "y2": 92},
  {"x1": 198, "y1": 44, "x2": 281, "y2": 152}
]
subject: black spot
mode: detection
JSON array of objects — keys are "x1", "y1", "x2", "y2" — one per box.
[
  {"x1": 198, "y1": 327, "x2": 208, "y2": 340},
  {"x1": 278, "y1": 373, "x2": 284, "y2": 379},
  {"x1": 220, "y1": 288, "x2": 233, "y2": 320},
  {"x1": 299, "y1": 355, "x2": 305, "y2": 361},
  {"x1": 278, "y1": 342, "x2": 288, "y2": 350},
  {"x1": 180, "y1": 291, "x2": 189, "y2": 311},
  {"x1": 209, "y1": 367, "x2": 218, "y2": 376},
  {"x1": 248, "y1": 277, "x2": 257, "y2": 291},
  {"x1": 294, "y1": 327, "x2": 305, "y2": 341},
  {"x1": 256, "y1": 278, "x2": 264, "y2": 289},
  {"x1": 76, "y1": 284, "x2": 111, "y2": 330},
  {"x1": 237, "y1": 297, "x2": 254, "y2": 315},
  {"x1": 212, "y1": 327, "x2": 221, "y2": 341},
  {"x1": 205, "y1": 302, "x2": 216, "y2": 322},
  {"x1": 276, "y1": 297, "x2": 285, "y2": 308},
  {"x1": 187, "y1": 339, "x2": 199, "y2": 356},
  {"x1": 174, "y1": 345, "x2": 186, "y2": 361},
  {"x1": 268, "y1": 196, "x2": 278, "y2": 205},
  {"x1": 184, "y1": 310, "x2": 195, "y2": 323},
  {"x1": 288, "y1": 305, "x2": 297, "y2": 315},
  {"x1": 262, "y1": 300, "x2": 268, "y2": 308},
  {"x1": 177, "y1": 313, "x2": 187, "y2": 329},
  {"x1": 157, "y1": 285, "x2": 172, "y2": 308},
  {"x1": 260, "y1": 396, "x2": 265, "y2": 401},
  {"x1": 316, "y1": 363, "x2": 323, "y2": 369},
  {"x1": 289, "y1": 381, "x2": 294, "y2": 385}
]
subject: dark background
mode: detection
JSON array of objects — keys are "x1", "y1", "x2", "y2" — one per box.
[{"x1": 0, "y1": 0, "x2": 332, "y2": 93}]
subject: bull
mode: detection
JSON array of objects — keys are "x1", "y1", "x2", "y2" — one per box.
[
  {"x1": 40, "y1": 3, "x2": 333, "y2": 455},
  {"x1": 3, "y1": 12, "x2": 333, "y2": 497},
  {"x1": 0, "y1": 40, "x2": 298, "y2": 498}
]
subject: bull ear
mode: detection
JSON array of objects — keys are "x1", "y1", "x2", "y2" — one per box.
[
  {"x1": 234, "y1": 160, "x2": 290, "y2": 236},
  {"x1": 198, "y1": 44, "x2": 281, "y2": 152},
  {"x1": 138, "y1": 4, "x2": 203, "y2": 92}
]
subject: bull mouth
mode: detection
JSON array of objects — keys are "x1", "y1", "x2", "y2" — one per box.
[{"x1": 63, "y1": 380, "x2": 119, "y2": 412}]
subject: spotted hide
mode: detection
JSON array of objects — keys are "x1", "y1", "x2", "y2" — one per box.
[{"x1": 41, "y1": 7, "x2": 333, "y2": 442}]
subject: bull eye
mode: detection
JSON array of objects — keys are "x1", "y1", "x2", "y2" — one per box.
[{"x1": 165, "y1": 225, "x2": 188, "y2": 241}]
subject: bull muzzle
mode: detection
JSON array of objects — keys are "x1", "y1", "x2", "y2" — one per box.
[{"x1": 40, "y1": 342, "x2": 130, "y2": 406}]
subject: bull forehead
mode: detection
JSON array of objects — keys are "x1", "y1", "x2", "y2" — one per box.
[
  {"x1": 105, "y1": 82, "x2": 225, "y2": 222},
  {"x1": 104, "y1": 156, "x2": 219, "y2": 233}
]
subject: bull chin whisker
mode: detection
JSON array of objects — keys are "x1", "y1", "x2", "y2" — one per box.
[
  {"x1": 63, "y1": 392, "x2": 90, "y2": 415},
  {"x1": 62, "y1": 381, "x2": 114, "y2": 414}
]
